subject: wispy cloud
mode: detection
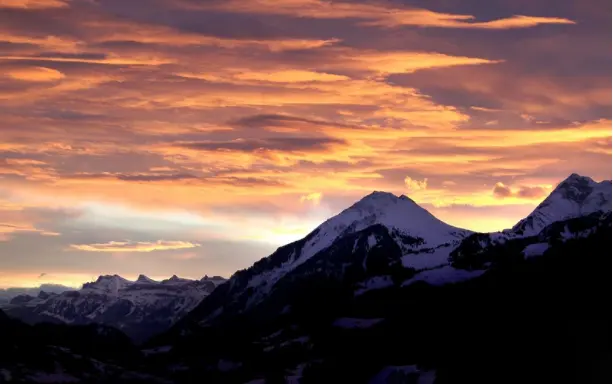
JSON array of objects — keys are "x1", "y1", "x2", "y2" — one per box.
[
  {"x1": 0, "y1": 0, "x2": 68, "y2": 9},
  {"x1": 192, "y1": 0, "x2": 575, "y2": 29},
  {"x1": 69, "y1": 240, "x2": 201, "y2": 253},
  {"x1": 492, "y1": 182, "x2": 552, "y2": 200}
]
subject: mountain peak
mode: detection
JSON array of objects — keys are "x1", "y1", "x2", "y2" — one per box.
[
  {"x1": 355, "y1": 191, "x2": 418, "y2": 206},
  {"x1": 225, "y1": 189, "x2": 471, "y2": 307},
  {"x1": 96, "y1": 274, "x2": 128, "y2": 282},
  {"x1": 512, "y1": 173, "x2": 611, "y2": 235},
  {"x1": 559, "y1": 173, "x2": 597, "y2": 187},
  {"x1": 136, "y1": 274, "x2": 157, "y2": 284},
  {"x1": 162, "y1": 275, "x2": 192, "y2": 284},
  {"x1": 362, "y1": 190, "x2": 398, "y2": 200},
  {"x1": 84, "y1": 274, "x2": 131, "y2": 294},
  {"x1": 564, "y1": 173, "x2": 591, "y2": 182}
]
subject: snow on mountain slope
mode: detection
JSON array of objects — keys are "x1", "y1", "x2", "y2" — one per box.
[
  {"x1": 244, "y1": 192, "x2": 470, "y2": 294},
  {"x1": 161, "y1": 275, "x2": 192, "y2": 285},
  {"x1": 136, "y1": 275, "x2": 158, "y2": 284},
  {"x1": 446, "y1": 173, "x2": 612, "y2": 269},
  {"x1": 4, "y1": 274, "x2": 226, "y2": 342},
  {"x1": 181, "y1": 192, "x2": 473, "y2": 326},
  {"x1": 82, "y1": 275, "x2": 132, "y2": 296},
  {"x1": 512, "y1": 173, "x2": 611, "y2": 236}
]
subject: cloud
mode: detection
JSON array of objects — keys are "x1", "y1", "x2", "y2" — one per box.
[
  {"x1": 0, "y1": 0, "x2": 67, "y2": 9},
  {"x1": 465, "y1": 16, "x2": 575, "y2": 30},
  {"x1": 38, "y1": 272, "x2": 46, "y2": 279},
  {"x1": 231, "y1": 114, "x2": 354, "y2": 131},
  {"x1": 62, "y1": 173, "x2": 199, "y2": 182},
  {"x1": 69, "y1": 240, "x2": 201, "y2": 253},
  {"x1": 194, "y1": 0, "x2": 575, "y2": 29},
  {"x1": 341, "y1": 51, "x2": 501, "y2": 75},
  {"x1": 300, "y1": 192, "x2": 322, "y2": 205},
  {"x1": 6, "y1": 66, "x2": 65, "y2": 82},
  {"x1": 116, "y1": 173, "x2": 198, "y2": 182},
  {"x1": 233, "y1": 70, "x2": 349, "y2": 83},
  {"x1": 0, "y1": 0, "x2": 608, "y2": 284},
  {"x1": 470, "y1": 106, "x2": 503, "y2": 112},
  {"x1": 176, "y1": 137, "x2": 346, "y2": 153},
  {"x1": 404, "y1": 177, "x2": 428, "y2": 192},
  {"x1": 492, "y1": 182, "x2": 551, "y2": 200},
  {"x1": 492, "y1": 182, "x2": 513, "y2": 198}
]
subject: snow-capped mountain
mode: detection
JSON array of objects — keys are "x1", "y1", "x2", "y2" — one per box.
[
  {"x1": 245, "y1": 191, "x2": 470, "y2": 293},
  {"x1": 172, "y1": 174, "x2": 610, "y2": 329},
  {"x1": 450, "y1": 174, "x2": 612, "y2": 264},
  {"x1": 153, "y1": 173, "x2": 611, "y2": 384},
  {"x1": 3, "y1": 274, "x2": 226, "y2": 342},
  {"x1": 136, "y1": 274, "x2": 158, "y2": 284},
  {"x1": 512, "y1": 173, "x2": 612, "y2": 236},
  {"x1": 175, "y1": 191, "x2": 472, "y2": 327}
]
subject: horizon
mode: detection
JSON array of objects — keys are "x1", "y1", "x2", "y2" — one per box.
[
  {"x1": 1, "y1": 0, "x2": 610, "y2": 289},
  {"x1": 1, "y1": 172, "x2": 609, "y2": 289}
]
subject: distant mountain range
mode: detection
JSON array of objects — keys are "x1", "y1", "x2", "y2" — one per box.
[
  {"x1": 0, "y1": 284, "x2": 74, "y2": 305},
  {"x1": 1, "y1": 173, "x2": 610, "y2": 383},
  {"x1": 2, "y1": 274, "x2": 226, "y2": 342}
]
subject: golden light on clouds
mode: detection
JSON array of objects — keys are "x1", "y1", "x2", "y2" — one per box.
[
  {"x1": 69, "y1": 241, "x2": 201, "y2": 253},
  {"x1": 346, "y1": 52, "x2": 501, "y2": 74},
  {"x1": 0, "y1": 0, "x2": 608, "y2": 285},
  {"x1": 0, "y1": 0, "x2": 67, "y2": 8},
  {"x1": 198, "y1": 0, "x2": 575, "y2": 30},
  {"x1": 300, "y1": 192, "x2": 323, "y2": 205},
  {"x1": 404, "y1": 177, "x2": 428, "y2": 192},
  {"x1": 6, "y1": 66, "x2": 65, "y2": 82},
  {"x1": 234, "y1": 70, "x2": 350, "y2": 83}
]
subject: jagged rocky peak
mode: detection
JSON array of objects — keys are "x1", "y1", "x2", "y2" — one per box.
[
  {"x1": 37, "y1": 291, "x2": 55, "y2": 300},
  {"x1": 95, "y1": 274, "x2": 127, "y2": 282},
  {"x1": 512, "y1": 173, "x2": 612, "y2": 236},
  {"x1": 136, "y1": 274, "x2": 158, "y2": 284},
  {"x1": 161, "y1": 275, "x2": 192, "y2": 284},
  {"x1": 83, "y1": 274, "x2": 131, "y2": 293},
  {"x1": 555, "y1": 173, "x2": 611, "y2": 202}
]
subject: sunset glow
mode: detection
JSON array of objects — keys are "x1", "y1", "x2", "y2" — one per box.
[{"x1": 0, "y1": 0, "x2": 610, "y2": 288}]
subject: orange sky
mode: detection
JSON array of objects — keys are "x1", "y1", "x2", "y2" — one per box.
[{"x1": 0, "y1": 0, "x2": 610, "y2": 288}]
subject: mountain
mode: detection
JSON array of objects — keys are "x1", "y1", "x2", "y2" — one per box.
[
  {"x1": 451, "y1": 174, "x2": 612, "y2": 264},
  {"x1": 0, "y1": 309, "x2": 169, "y2": 383},
  {"x1": 171, "y1": 176, "x2": 612, "y2": 330},
  {"x1": 171, "y1": 191, "x2": 471, "y2": 328},
  {"x1": 512, "y1": 173, "x2": 612, "y2": 236},
  {"x1": 3, "y1": 274, "x2": 226, "y2": 343},
  {"x1": 0, "y1": 284, "x2": 73, "y2": 305},
  {"x1": 144, "y1": 173, "x2": 610, "y2": 384},
  {"x1": 136, "y1": 274, "x2": 158, "y2": 284},
  {"x1": 3, "y1": 173, "x2": 610, "y2": 383}
]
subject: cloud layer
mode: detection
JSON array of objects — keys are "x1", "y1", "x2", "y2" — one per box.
[{"x1": 0, "y1": 0, "x2": 609, "y2": 287}]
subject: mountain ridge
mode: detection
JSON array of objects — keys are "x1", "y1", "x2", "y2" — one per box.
[
  {"x1": 169, "y1": 173, "x2": 611, "y2": 330},
  {"x1": 511, "y1": 173, "x2": 611, "y2": 235},
  {"x1": 3, "y1": 274, "x2": 227, "y2": 342}
]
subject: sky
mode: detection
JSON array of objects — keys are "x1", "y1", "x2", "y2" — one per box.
[{"x1": 0, "y1": 0, "x2": 611, "y2": 288}]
